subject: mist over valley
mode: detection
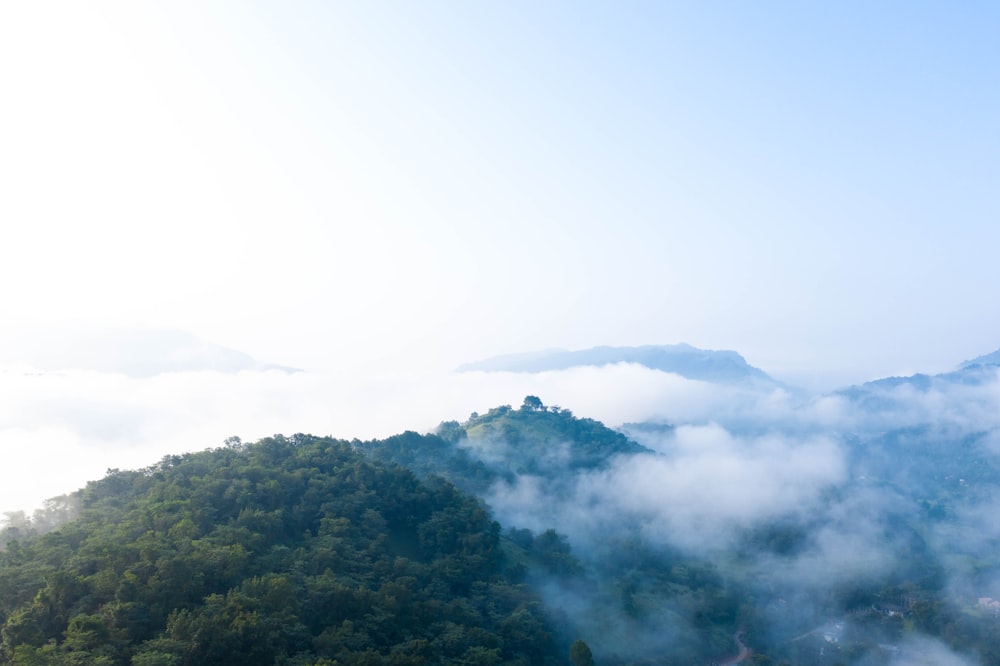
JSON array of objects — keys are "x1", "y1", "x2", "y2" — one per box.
[{"x1": 4, "y1": 339, "x2": 1000, "y2": 663}]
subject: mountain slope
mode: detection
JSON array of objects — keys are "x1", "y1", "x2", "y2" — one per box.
[
  {"x1": 359, "y1": 400, "x2": 747, "y2": 663},
  {"x1": 0, "y1": 436, "x2": 559, "y2": 665}
]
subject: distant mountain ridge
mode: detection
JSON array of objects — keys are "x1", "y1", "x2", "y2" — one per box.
[
  {"x1": 837, "y1": 346, "x2": 1000, "y2": 405},
  {"x1": 843, "y1": 368, "x2": 997, "y2": 395},
  {"x1": 6, "y1": 327, "x2": 300, "y2": 377},
  {"x1": 458, "y1": 344, "x2": 777, "y2": 385}
]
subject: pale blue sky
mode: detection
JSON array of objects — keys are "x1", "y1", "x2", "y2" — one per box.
[{"x1": 2, "y1": 1, "x2": 999, "y2": 388}]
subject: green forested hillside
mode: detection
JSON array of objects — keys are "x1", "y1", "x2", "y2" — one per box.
[
  {"x1": 9, "y1": 396, "x2": 1000, "y2": 665},
  {"x1": 361, "y1": 399, "x2": 745, "y2": 664},
  {"x1": 358, "y1": 397, "x2": 649, "y2": 496},
  {"x1": 0, "y1": 435, "x2": 559, "y2": 665},
  {"x1": 460, "y1": 399, "x2": 650, "y2": 474}
]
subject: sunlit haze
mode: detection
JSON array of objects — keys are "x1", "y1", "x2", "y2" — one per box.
[{"x1": 2, "y1": 2, "x2": 1000, "y2": 512}]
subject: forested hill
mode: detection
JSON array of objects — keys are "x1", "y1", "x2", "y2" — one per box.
[
  {"x1": 461, "y1": 398, "x2": 650, "y2": 472},
  {"x1": 0, "y1": 436, "x2": 561, "y2": 665},
  {"x1": 358, "y1": 396, "x2": 650, "y2": 495},
  {"x1": 18, "y1": 396, "x2": 1000, "y2": 664},
  {"x1": 12, "y1": 396, "x2": 1000, "y2": 664},
  {"x1": 357, "y1": 400, "x2": 750, "y2": 664}
]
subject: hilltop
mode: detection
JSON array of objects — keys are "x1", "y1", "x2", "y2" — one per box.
[{"x1": 356, "y1": 397, "x2": 650, "y2": 498}]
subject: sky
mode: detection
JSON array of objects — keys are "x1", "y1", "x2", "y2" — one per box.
[
  {"x1": 3, "y1": 1, "x2": 1000, "y2": 384},
  {"x1": 1, "y1": 2, "x2": 1000, "y2": 511}
]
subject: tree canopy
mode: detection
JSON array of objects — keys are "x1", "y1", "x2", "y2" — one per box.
[{"x1": 0, "y1": 435, "x2": 559, "y2": 665}]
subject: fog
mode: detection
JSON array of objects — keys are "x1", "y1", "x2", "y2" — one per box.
[
  {"x1": 487, "y1": 426, "x2": 846, "y2": 553},
  {"x1": 449, "y1": 355, "x2": 1000, "y2": 663},
  {"x1": 0, "y1": 352, "x2": 799, "y2": 515}
]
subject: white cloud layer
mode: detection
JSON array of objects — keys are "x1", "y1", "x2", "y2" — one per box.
[{"x1": 0, "y1": 362, "x2": 697, "y2": 513}]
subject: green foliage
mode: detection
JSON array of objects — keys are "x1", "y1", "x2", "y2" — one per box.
[
  {"x1": 357, "y1": 431, "x2": 500, "y2": 495},
  {"x1": 0, "y1": 436, "x2": 559, "y2": 664},
  {"x1": 361, "y1": 397, "x2": 651, "y2": 502},
  {"x1": 520, "y1": 396, "x2": 544, "y2": 412},
  {"x1": 462, "y1": 398, "x2": 650, "y2": 473}
]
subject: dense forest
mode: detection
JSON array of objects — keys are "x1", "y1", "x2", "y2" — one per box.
[
  {"x1": 6, "y1": 394, "x2": 1000, "y2": 664},
  {"x1": 0, "y1": 435, "x2": 562, "y2": 665}
]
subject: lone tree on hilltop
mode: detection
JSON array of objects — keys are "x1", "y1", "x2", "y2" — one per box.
[{"x1": 521, "y1": 395, "x2": 545, "y2": 411}]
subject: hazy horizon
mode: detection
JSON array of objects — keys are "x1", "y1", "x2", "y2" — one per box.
[
  {"x1": 3, "y1": 0, "x2": 1000, "y2": 535},
  {"x1": 3, "y1": 2, "x2": 1000, "y2": 389},
  {"x1": 1, "y1": 324, "x2": 997, "y2": 519}
]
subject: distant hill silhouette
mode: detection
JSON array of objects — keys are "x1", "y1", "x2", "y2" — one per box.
[
  {"x1": 7, "y1": 326, "x2": 300, "y2": 377},
  {"x1": 839, "y1": 346, "x2": 1000, "y2": 403},
  {"x1": 458, "y1": 344, "x2": 777, "y2": 385}
]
